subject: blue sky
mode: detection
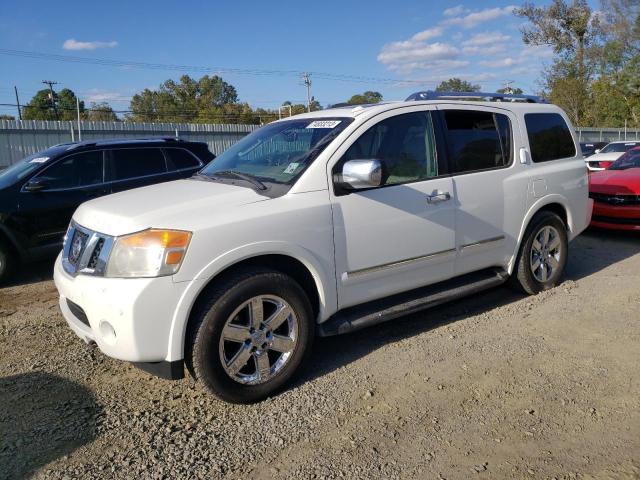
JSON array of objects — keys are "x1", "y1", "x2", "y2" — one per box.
[{"x1": 0, "y1": 1, "x2": 587, "y2": 115}]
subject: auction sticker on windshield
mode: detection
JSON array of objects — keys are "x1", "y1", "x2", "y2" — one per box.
[
  {"x1": 307, "y1": 120, "x2": 341, "y2": 129},
  {"x1": 29, "y1": 157, "x2": 49, "y2": 164}
]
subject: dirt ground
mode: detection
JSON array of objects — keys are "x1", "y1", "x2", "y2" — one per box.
[{"x1": 0, "y1": 228, "x2": 639, "y2": 480}]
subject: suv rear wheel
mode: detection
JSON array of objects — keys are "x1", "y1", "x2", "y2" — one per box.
[
  {"x1": 0, "y1": 239, "x2": 15, "y2": 285},
  {"x1": 187, "y1": 269, "x2": 314, "y2": 403},
  {"x1": 509, "y1": 211, "x2": 568, "y2": 295}
]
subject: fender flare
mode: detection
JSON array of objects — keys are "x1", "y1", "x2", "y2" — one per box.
[
  {"x1": 165, "y1": 241, "x2": 336, "y2": 361},
  {"x1": 507, "y1": 194, "x2": 572, "y2": 274}
]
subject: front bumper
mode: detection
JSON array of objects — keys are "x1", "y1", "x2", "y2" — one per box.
[
  {"x1": 54, "y1": 253, "x2": 188, "y2": 365},
  {"x1": 590, "y1": 202, "x2": 640, "y2": 231}
]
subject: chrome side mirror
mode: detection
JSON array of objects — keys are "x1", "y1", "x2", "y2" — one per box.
[{"x1": 337, "y1": 159, "x2": 384, "y2": 190}]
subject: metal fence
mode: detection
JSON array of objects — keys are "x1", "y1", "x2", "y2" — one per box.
[
  {"x1": 0, "y1": 120, "x2": 259, "y2": 168},
  {"x1": 1, "y1": 120, "x2": 639, "y2": 168}
]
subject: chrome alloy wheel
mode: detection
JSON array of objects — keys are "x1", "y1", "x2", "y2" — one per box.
[
  {"x1": 219, "y1": 295, "x2": 298, "y2": 385},
  {"x1": 530, "y1": 225, "x2": 563, "y2": 283}
]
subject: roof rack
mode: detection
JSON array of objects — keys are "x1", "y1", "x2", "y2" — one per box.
[{"x1": 405, "y1": 91, "x2": 548, "y2": 104}]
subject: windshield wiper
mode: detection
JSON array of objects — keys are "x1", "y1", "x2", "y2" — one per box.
[{"x1": 210, "y1": 170, "x2": 268, "y2": 191}]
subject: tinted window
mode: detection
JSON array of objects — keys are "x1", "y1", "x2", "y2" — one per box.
[
  {"x1": 165, "y1": 148, "x2": 201, "y2": 170},
  {"x1": 442, "y1": 110, "x2": 512, "y2": 173},
  {"x1": 601, "y1": 142, "x2": 640, "y2": 153},
  {"x1": 525, "y1": 113, "x2": 576, "y2": 162},
  {"x1": 341, "y1": 111, "x2": 438, "y2": 185},
  {"x1": 110, "y1": 148, "x2": 166, "y2": 181},
  {"x1": 36, "y1": 151, "x2": 103, "y2": 189}
]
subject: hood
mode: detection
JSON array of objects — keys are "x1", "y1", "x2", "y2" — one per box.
[
  {"x1": 589, "y1": 168, "x2": 640, "y2": 195},
  {"x1": 74, "y1": 179, "x2": 269, "y2": 236},
  {"x1": 586, "y1": 152, "x2": 624, "y2": 162}
]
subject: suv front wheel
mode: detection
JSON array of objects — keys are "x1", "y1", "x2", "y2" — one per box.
[
  {"x1": 510, "y1": 211, "x2": 568, "y2": 295},
  {"x1": 187, "y1": 269, "x2": 314, "y2": 403},
  {"x1": 0, "y1": 239, "x2": 15, "y2": 285}
]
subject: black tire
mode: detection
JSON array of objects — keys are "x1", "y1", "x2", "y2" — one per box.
[
  {"x1": 0, "y1": 239, "x2": 15, "y2": 285},
  {"x1": 187, "y1": 268, "x2": 314, "y2": 404},
  {"x1": 509, "y1": 211, "x2": 568, "y2": 295}
]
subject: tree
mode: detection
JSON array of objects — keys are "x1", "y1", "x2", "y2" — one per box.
[
  {"x1": 85, "y1": 102, "x2": 118, "y2": 121},
  {"x1": 129, "y1": 75, "x2": 239, "y2": 123},
  {"x1": 23, "y1": 88, "x2": 85, "y2": 121},
  {"x1": 515, "y1": 0, "x2": 603, "y2": 125},
  {"x1": 496, "y1": 87, "x2": 524, "y2": 94},
  {"x1": 0, "y1": 114, "x2": 15, "y2": 120},
  {"x1": 347, "y1": 91, "x2": 383, "y2": 105},
  {"x1": 435, "y1": 78, "x2": 481, "y2": 92}
]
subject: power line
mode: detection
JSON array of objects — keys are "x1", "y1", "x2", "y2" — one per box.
[
  {"x1": 42, "y1": 80, "x2": 59, "y2": 120},
  {"x1": 0, "y1": 48, "x2": 427, "y2": 86}
]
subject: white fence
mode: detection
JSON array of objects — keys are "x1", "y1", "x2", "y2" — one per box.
[{"x1": 0, "y1": 120, "x2": 258, "y2": 167}]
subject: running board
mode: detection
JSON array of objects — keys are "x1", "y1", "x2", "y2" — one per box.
[{"x1": 317, "y1": 269, "x2": 508, "y2": 337}]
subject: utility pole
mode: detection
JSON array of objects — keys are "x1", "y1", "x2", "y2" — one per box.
[
  {"x1": 42, "y1": 80, "x2": 59, "y2": 120},
  {"x1": 13, "y1": 86, "x2": 22, "y2": 120},
  {"x1": 302, "y1": 73, "x2": 312, "y2": 112},
  {"x1": 502, "y1": 80, "x2": 515, "y2": 95}
]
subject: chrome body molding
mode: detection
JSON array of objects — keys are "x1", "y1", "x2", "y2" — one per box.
[
  {"x1": 459, "y1": 235, "x2": 505, "y2": 252},
  {"x1": 345, "y1": 248, "x2": 456, "y2": 279}
]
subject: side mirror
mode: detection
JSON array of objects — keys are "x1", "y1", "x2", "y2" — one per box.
[
  {"x1": 24, "y1": 178, "x2": 47, "y2": 192},
  {"x1": 594, "y1": 149, "x2": 601, "y2": 154},
  {"x1": 336, "y1": 159, "x2": 384, "y2": 190}
]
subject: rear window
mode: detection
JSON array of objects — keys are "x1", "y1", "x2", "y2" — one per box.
[
  {"x1": 164, "y1": 148, "x2": 201, "y2": 171},
  {"x1": 110, "y1": 148, "x2": 166, "y2": 181},
  {"x1": 442, "y1": 110, "x2": 513, "y2": 173},
  {"x1": 525, "y1": 113, "x2": 576, "y2": 162}
]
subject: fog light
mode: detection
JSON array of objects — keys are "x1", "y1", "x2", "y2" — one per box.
[{"x1": 99, "y1": 321, "x2": 117, "y2": 345}]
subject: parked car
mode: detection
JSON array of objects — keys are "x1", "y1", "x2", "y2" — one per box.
[
  {"x1": 589, "y1": 146, "x2": 640, "y2": 231},
  {"x1": 54, "y1": 92, "x2": 591, "y2": 403},
  {"x1": 580, "y1": 141, "x2": 607, "y2": 158},
  {"x1": 585, "y1": 140, "x2": 640, "y2": 171},
  {"x1": 0, "y1": 138, "x2": 215, "y2": 282}
]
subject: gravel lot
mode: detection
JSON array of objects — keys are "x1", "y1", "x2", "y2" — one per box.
[{"x1": 1, "y1": 228, "x2": 639, "y2": 480}]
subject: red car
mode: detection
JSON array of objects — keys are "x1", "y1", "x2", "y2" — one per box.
[{"x1": 589, "y1": 147, "x2": 640, "y2": 231}]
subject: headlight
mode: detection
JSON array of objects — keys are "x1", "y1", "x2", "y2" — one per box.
[{"x1": 105, "y1": 229, "x2": 192, "y2": 278}]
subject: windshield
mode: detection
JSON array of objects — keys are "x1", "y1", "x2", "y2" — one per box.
[
  {"x1": 0, "y1": 145, "x2": 68, "y2": 189},
  {"x1": 609, "y1": 149, "x2": 640, "y2": 170},
  {"x1": 200, "y1": 117, "x2": 352, "y2": 186},
  {"x1": 601, "y1": 142, "x2": 640, "y2": 153}
]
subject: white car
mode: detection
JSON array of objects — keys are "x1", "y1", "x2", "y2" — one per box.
[
  {"x1": 585, "y1": 141, "x2": 640, "y2": 171},
  {"x1": 54, "y1": 92, "x2": 592, "y2": 403}
]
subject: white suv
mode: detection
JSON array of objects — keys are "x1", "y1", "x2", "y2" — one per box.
[{"x1": 54, "y1": 92, "x2": 592, "y2": 403}]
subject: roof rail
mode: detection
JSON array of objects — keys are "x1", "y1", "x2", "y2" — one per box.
[{"x1": 405, "y1": 91, "x2": 548, "y2": 103}]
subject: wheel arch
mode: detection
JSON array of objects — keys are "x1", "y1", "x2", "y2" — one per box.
[
  {"x1": 167, "y1": 246, "x2": 334, "y2": 362},
  {"x1": 508, "y1": 196, "x2": 571, "y2": 274}
]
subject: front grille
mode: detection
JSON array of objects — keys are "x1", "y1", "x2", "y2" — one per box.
[
  {"x1": 62, "y1": 222, "x2": 114, "y2": 277},
  {"x1": 66, "y1": 299, "x2": 90, "y2": 327},
  {"x1": 589, "y1": 192, "x2": 640, "y2": 206},
  {"x1": 592, "y1": 215, "x2": 640, "y2": 225}
]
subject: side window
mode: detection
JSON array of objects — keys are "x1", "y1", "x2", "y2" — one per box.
[
  {"x1": 524, "y1": 113, "x2": 576, "y2": 162},
  {"x1": 35, "y1": 151, "x2": 103, "y2": 189},
  {"x1": 442, "y1": 110, "x2": 513, "y2": 174},
  {"x1": 341, "y1": 111, "x2": 438, "y2": 186},
  {"x1": 164, "y1": 148, "x2": 201, "y2": 171},
  {"x1": 110, "y1": 148, "x2": 166, "y2": 181}
]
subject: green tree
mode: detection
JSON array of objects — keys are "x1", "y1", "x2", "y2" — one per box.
[
  {"x1": 84, "y1": 102, "x2": 118, "y2": 121},
  {"x1": 347, "y1": 91, "x2": 383, "y2": 105},
  {"x1": 23, "y1": 88, "x2": 85, "y2": 121},
  {"x1": 515, "y1": 0, "x2": 603, "y2": 125},
  {"x1": 0, "y1": 114, "x2": 15, "y2": 120},
  {"x1": 435, "y1": 78, "x2": 481, "y2": 92}
]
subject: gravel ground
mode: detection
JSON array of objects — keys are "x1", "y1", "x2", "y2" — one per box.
[{"x1": 1, "y1": 228, "x2": 639, "y2": 480}]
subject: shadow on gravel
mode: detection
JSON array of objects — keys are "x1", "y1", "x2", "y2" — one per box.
[
  {"x1": 565, "y1": 227, "x2": 640, "y2": 281},
  {"x1": 300, "y1": 227, "x2": 640, "y2": 387},
  {"x1": 0, "y1": 372, "x2": 100, "y2": 480}
]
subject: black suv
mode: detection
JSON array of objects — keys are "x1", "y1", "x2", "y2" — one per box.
[{"x1": 0, "y1": 137, "x2": 215, "y2": 282}]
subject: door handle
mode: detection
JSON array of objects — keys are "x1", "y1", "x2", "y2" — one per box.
[{"x1": 426, "y1": 191, "x2": 451, "y2": 204}]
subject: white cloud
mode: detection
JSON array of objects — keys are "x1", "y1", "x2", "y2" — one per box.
[
  {"x1": 443, "y1": 5, "x2": 469, "y2": 17},
  {"x1": 443, "y1": 6, "x2": 516, "y2": 29},
  {"x1": 462, "y1": 32, "x2": 511, "y2": 47},
  {"x1": 83, "y1": 89, "x2": 129, "y2": 103},
  {"x1": 63, "y1": 38, "x2": 118, "y2": 50},
  {"x1": 378, "y1": 42, "x2": 460, "y2": 66},
  {"x1": 479, "y1": 57, "x2": 519, "y2": 68},
  {"x1": 462, "y1": 44, "x2": 507, "y2": 55},
  {"x1": 411, "y1": 26, "x2": 444, "y2": 42}
]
